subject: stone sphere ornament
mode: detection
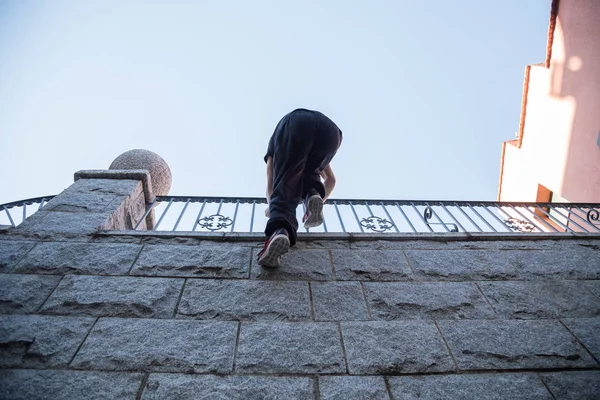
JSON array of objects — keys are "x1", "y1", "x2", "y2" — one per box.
[{"x1": 109, "y1": 149, "x2": 172, "y2": 196}]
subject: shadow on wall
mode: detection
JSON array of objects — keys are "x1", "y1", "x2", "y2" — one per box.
[{"x1": 549, "y1": 0, "x2": 600, "y2": 201}]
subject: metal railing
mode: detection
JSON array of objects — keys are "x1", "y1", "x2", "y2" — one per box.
[
  {"x1": 136, "y1": 196, "x2": 600, "y2": 234},
  {"x1": 2, "y1": 195, "x2": 599, "y2": 234},
  {"x1": 0, "y1": 196, "x2": 55, "y2": 227}
]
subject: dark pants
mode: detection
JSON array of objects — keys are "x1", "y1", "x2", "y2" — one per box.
[{"x1": 265, "y1": 109, "x2": 341, "y2": 246}]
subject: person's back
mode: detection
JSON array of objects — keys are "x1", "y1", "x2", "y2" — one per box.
[{"x1": 258, "y1": 109, "x2": 342, "y2": 267}]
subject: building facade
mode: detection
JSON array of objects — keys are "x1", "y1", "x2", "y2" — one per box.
[{"x1": 499, "y1": 0, "x2": 600, "y2": 203}]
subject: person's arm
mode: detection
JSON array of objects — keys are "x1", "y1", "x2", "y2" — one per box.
[
  {"x1": 321, "y1": 164, "x2": 336, "y2": 202},
  {"x1": 265, "y1": 156, "x2": 274, "y2": 216}
]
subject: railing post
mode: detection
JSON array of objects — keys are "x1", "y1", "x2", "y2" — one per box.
[{"x1": 12, "y1": 149, "x2": 171, "y2": 238}]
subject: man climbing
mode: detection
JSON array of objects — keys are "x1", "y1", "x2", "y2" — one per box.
[{"x1": 257, "y1": 108, "x2": 342, "y2": 267}]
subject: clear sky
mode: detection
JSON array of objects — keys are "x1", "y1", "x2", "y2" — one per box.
[{"x1": 0, "y1": 0, "x2": 551, "y2": 205}]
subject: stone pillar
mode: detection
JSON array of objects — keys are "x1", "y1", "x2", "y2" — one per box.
[{"x1": 13, "y1": 149, "x2": 171, "y2": 238}]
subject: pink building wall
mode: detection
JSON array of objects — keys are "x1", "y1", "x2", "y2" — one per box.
[{"x1": 499, "y1": 0, "x2": 600, "y2": 202}]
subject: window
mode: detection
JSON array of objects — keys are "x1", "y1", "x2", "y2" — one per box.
[
  {"x1": 549, "y1": 191, "x2": 569, "y2": 228},
  {"x1": 535, "y1": 184, "x2": 570, "y2": 231}
]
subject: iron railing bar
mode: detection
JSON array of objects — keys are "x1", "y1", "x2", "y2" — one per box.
[
  {"x1": 216, "y1": 200, "x2": 223, "y2": 215},
  {"x1": 5, "y1": 195, "x2": 600, "y2": 210},
  {"x1": 396, "y1": 202, "x2": 417, "y2": 233},
  {"x1": 349, "y1": 201, "x2": 364, "y2": 233},
  {"x1": 439, "y1": 203, "x2": 467, "y2": 232},
  {"x1": 506, "y1": 205, "x2": 546, "y2": 232},
  {"x1": 249, "y1": 201, "x2": 256, "y2": 233},
  {"x1": 381, "y1": 203, "x2": 400, "y2": 233},
  {"x1": 192, "y1": 200, "x2": 207, "y2": 232},
  {"x1": 425, "y1": 202, "x2": 450, "y2": 232},
  {"x1": 567, "y1": 206, "x2": 600, "y2": 232},
  {"x1": 134, "y1": 200, "x2": 156, "y2": 230},
  {"x1": 411, "y1": 202, "x2": 433, "y2": 232},
  {"x1": 153, "y1": 199, "x2": 173, "y2": 231},
  {"x1": 155, "y1": 195, "x2": 265, "y2": 204},
  {"x1": 466, "y1": 204, "x2": 496, "y2": 232},
  {"x1": 333, "y1": 201, "x2": 346, "y2": 233},
  {"x1": 303, "y1": 202, "x2": 309, "y2": 232},
  {"x1": 22, "y1": 203, "x2": 27, "y2": 224},
  {"x1": 230, "y1": 201, "x2": 240, "y2": 232},
  {"x1": 365, "y1": 203, "x2": 375, "y2": 217},
  {"x1": 322, "y1": 212, "x2": 328, "y2": 233},
  {"x1": 548, "y1": 206, "x2": 590, "y2": 233},
  {"x1": 3, "y1": 207, "x2": 16, "y2": 227},
  {"x1": 524, "y1": 206, "x2": 558, "y2": 232},
  {"x1": 481, "y1": 204, "x2": 513, "y2": 232},
  {"x1": 38, "y1": 198, "x2": 47, "y2": 210},
  {"x1": 0, "y1": 195, "x2": 57, "y2": 210},
  {"x1": 172, "y1": 199, "x2": 190, "y2": 232},
  {"x1": 480, "y1": 204, "x2": 512, "y2": 232},
  {"x1": 534, "y1": 205, "x2": 572, "y2": 232},
  {"x1": 151, "y1": 196, "x2": 600, "y2": 208},
  {"x1": 454, "y1": 203, "x2": 483, "y2": 233}
]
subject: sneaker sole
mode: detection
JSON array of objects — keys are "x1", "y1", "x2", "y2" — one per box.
[
  {"x1": 257, "y1": 234, "x2": 290, "y2": 267},
  {"x1": 304, "y1": 195, "x2": 324, "y2": 228}
]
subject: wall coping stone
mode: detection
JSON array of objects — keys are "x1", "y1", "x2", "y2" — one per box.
[
  {"x1": 96, "y1": 230, "x2": 600, "y2": 242},
  {"x1": 74, "y1": 169, "x2": 154, "y2": 203}
]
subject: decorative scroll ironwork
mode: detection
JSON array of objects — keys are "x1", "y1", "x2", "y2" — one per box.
[
  {"x1": 197, "y1": 214, "x2": 233, "y2": 231},
  {"x1": 360, "y1": 216, "x2": 394, "y2": 233},
  {"x1": 588, "y1": 209, "x2": 599, "y2": 227},
  {"x1": 423, "y1": 206, "x2": 459, "y2": 232},
  {"x1": 504, "y1": 217, "x2": 536, "y2": 232}
]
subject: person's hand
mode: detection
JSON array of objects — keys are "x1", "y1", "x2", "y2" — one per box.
[{"x1": 265, "y1": 207, "x2": 270, "y2": 217}]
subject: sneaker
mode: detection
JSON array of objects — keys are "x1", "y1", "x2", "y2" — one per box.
[
  {"x1": 302, "y1": 190, "x2": 324, "y2": 228},
  {"x1": 257, "y1": 228, "x2": 290, "y2": 267}
]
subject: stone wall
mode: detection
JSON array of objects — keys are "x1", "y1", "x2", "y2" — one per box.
[
  {"x1": 0, "y1": 173, "x2": 599, "y2": 399},
  {"x1": 1, "y1": 230, "x2": 599, "y2": 398}
]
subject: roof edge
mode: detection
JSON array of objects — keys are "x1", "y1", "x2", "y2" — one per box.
[
  {"x1": 517, "y1": 65, "x2": 532, "y2": 149},
  {"x1": 497, "y1": 141, "x2": 507, "y2": 201},
  {"x1": 545, "y1": 0, "x2": 560, "y2": 68}
]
